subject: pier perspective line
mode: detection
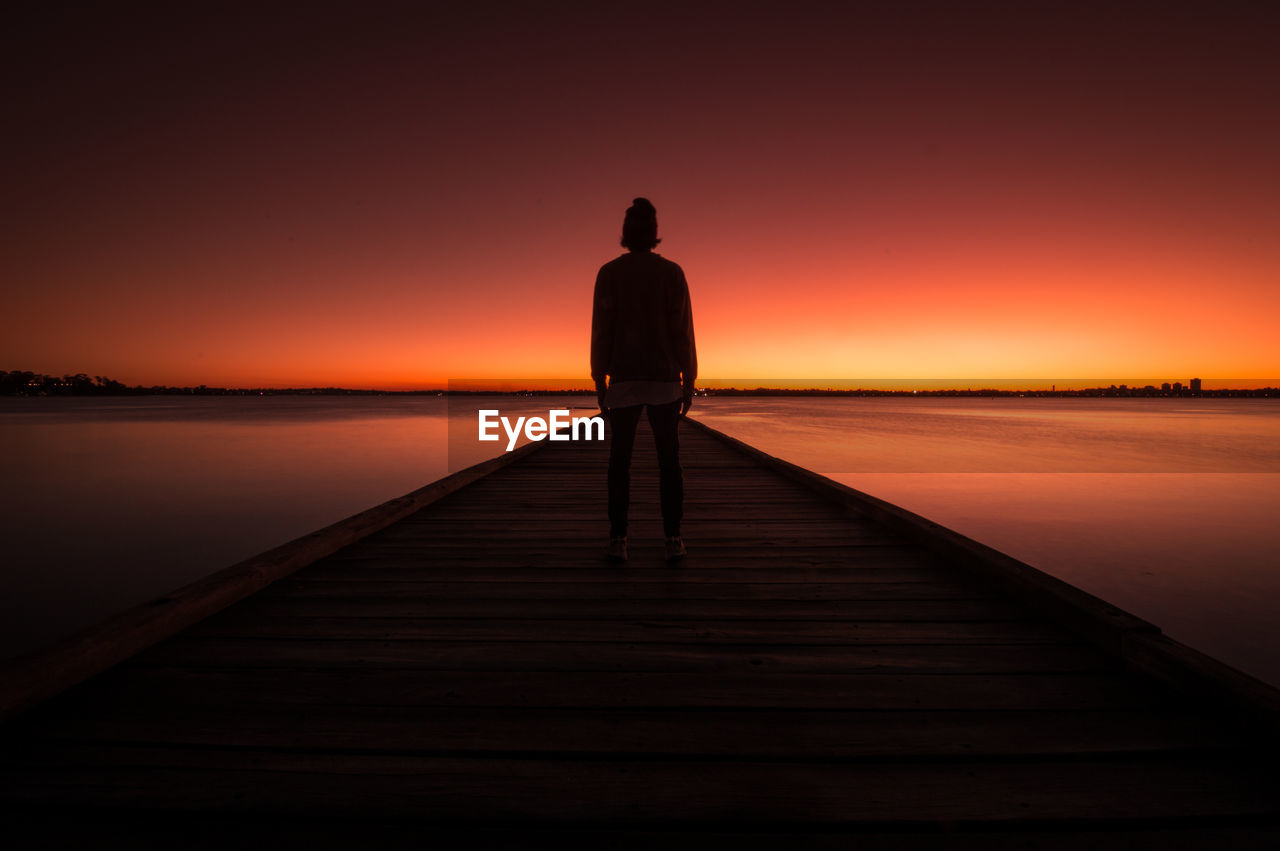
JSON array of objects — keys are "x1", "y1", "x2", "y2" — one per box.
[{"x1": 1, "y1": 416, "x2": 1278, "y2": 844}]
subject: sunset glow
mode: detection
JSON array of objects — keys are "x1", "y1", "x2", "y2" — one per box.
[{"x1": 4, "y1": 3, "x2": 1278, "y2": 388}]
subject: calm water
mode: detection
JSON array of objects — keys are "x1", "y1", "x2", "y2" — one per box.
[{"x1": 2, "y1": 396, "x2": 1277, "y2": 688}]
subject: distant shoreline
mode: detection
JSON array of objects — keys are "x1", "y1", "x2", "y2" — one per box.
[
  {"x1": 4, "y1": 369, "x2": 1277, "y2": 398},
  {"x1": 2, "y1": 383, "x2": 1276, "y2": 400}
]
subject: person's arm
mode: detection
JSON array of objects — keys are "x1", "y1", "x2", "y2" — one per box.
[
  {"x1": 590, "y1": 267, "x2": 612, "y2": 412},
  {"x1": 676, "y1": 269, "x2": 697, "y2": 415}
]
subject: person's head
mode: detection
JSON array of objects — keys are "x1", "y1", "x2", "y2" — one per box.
[{"x1": 621, "y1": 197, "x2": 660, "y2": 251}]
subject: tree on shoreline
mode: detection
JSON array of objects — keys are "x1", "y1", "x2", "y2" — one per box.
[{"x1": 1, "y1": 371, "x2": 125, "y2": 395}]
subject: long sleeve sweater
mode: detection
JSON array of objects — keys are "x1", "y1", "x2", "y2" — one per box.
[{"x1": 590, "y1": 251, "x2": 697, "y2": 388}]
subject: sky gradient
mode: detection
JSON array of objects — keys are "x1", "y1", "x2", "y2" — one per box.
[{"x1": 5, "y1": 1, "x2": 1278, "y2": 388}]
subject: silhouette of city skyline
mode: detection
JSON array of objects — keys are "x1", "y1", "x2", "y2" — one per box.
[{"x1": 3, "y1": 370, "x2": 1275, "y2": 398}]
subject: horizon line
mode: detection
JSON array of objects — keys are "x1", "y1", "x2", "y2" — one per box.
[
  {"x1": 6, "y1": 380, "x2": 1280, "y2": 396},
  {"x1": 5, "y1": 370, "x2": 1280, "y2": 394}
]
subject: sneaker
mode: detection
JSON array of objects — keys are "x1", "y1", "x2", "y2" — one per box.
[
  {"x1": 665, "y1": 536, "x2": 687, "y2": 561},
  {"x1": 607, "y1": 536, "x2": 628, "y2": 562}
]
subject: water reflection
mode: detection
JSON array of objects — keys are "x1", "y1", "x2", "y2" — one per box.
[{"x1": 1, "y1": 397, "x2": 455, "y2": 658}]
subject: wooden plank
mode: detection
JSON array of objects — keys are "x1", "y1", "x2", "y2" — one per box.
[
  {"x1": 399, "y1": 511, "x2": 876, "y2": 522},
  {"x1": 54, "y1": 669, "x2": 1166, "y2": 711},
  {"x1": 329, "y1": 543, "x2": 922, "y2": 558},
  {"x1": 378, "y1": 519, "x2": 894, "y2": 533},
  {"x1": 183, "y1": 616, "x2": 1071, "y2": 644},
  {"x1": 356, "y1": 538, "x2": 908, "y2": 552},
  {"x1": 223, "y1": 596, "x2": 1029, "y2": 621},
  {"x1": 2, "y1": 747, "x2": 1277, "y2": 824},
  {"x1": 2, "y1": 820, "x2": 1276, "y2": 851},
  {"x1": 258, "y1": 579, "x2": 989, "y2": 601},
  {"x1": 130, "y1": 638, "x2": 1108, "y2": 674},
  {"x1": 12, "y1": 706, "x2": 1235, "y2": 759},
  {"x1": 367, "y1": 530, "x2": 904, "y2": 547},
  {"x1": 414, "y1": 502, "x2": 856, "y2": 517},
  {"x1": 291, "y1": 564, "x2": 949, "y2": 582}
]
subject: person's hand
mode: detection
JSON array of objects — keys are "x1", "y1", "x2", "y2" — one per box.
[
  {"x1": 596, "y1": 382, "x2": 608, "y2": 415},
  {"x1": 680, "y1": 390, "x2": 693, "y2": 416}
]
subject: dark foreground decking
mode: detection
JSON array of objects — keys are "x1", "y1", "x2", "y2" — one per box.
[{"x1": 3, "y1": 417, "x2": 1280, "y2": 847}]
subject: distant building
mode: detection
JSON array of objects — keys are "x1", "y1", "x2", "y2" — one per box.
[
  {"x1": 1190, "y1": 377, "x2": 1202, "y2": 393},
  {"x1": 1173, "y1": 382, "x2": 1183, "y2": 392},
  {"x1": 1161, "y1": 382, "x2": 1171, "y2": 391}
]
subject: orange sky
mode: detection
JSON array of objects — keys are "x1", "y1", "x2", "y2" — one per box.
[{"x1": 4, "y1": 2, "x2": 1278, "y2": 389}]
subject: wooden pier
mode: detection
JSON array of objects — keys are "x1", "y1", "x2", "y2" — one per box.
[{"x1": 2, "y1": 417, "x2": 1279, "y2": 847}]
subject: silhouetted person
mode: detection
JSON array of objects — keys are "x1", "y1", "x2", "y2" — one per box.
[{"x1": 591, "y1": 197, "x2": 696, "y2": 562}]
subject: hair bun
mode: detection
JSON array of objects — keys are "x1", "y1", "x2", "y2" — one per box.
[{"x1": 621, "y1": 197, "x2": 660, "y2": 250}]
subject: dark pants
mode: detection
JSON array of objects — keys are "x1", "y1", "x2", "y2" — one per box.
[{"x1": 607, "y1": 400, "x2": 683, "y2": 538}]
